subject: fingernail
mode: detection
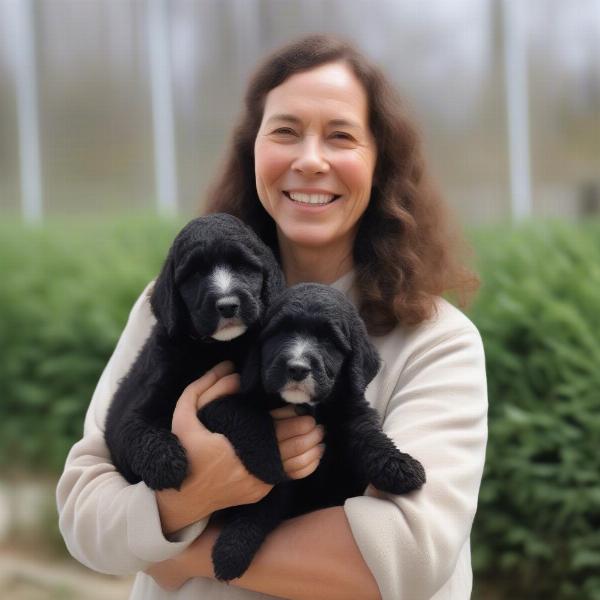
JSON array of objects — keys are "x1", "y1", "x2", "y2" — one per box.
[{"x1": 318, "y1": 443, "x2": 326, "y2": 454}]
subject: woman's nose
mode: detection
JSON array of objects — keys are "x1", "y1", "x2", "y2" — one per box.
[{"x1": 291, "y1": 136, "x2": 329, "y2": 175}]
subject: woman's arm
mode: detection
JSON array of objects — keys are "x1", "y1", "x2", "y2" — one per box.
[
  {"x1": 56, "y1": 283, "x2": 209, "y2": 575},
  {"x1": 344, "y1": 320, "x2": 488, "y2": 600},
  {"x1": 148, "y1": 506, "x2": 381, "y2": 600}
]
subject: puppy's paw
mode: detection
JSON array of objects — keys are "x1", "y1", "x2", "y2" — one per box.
[
  {"x1": 139, "y1": 432, "x2": 188, "y2": 491},
  {"x1": 240, "y1": 452, "x2": 287, "y2": 485},
  {"x1": 368, "y1": 452, "x2": 426, "y2": 494},
  {"x1": 212, "y1": 528, "x2": 257, "y2": 582}
]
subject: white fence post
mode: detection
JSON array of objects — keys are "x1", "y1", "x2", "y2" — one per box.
[
  {"x1": 13, "y1": 0, "x2": 43, "y2": 224},
  {"x1": 502, "y1": 0, "x2": 532, "y2": 221},
  {"x1": 148, "y1": 0, "x2": 178, "y2": 216}
]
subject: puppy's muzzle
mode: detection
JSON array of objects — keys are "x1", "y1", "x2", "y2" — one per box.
[{"x1": 216, "y1": 296, "x2": 240, "y2": 319}]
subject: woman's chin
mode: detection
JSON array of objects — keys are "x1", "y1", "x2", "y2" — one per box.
[{"x1": 277, "y1": 224, "x2": 341, "y2": 250}]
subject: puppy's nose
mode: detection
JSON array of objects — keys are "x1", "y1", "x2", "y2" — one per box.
[
  {"x1": 216, "y1": 297, "x2": 240, "y2": 318},
  {"x1": 287, "y1": 361, "x2": 310, "y2": 382}
]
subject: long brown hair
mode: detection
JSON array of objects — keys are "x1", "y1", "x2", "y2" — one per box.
[{"x1": 205, "y1": 34, "x2": 479, "y2": 335}]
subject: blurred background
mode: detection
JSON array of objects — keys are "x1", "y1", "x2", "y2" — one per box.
[{"x1": 0, "y1": 0, "x2": 599, "y2": 598}]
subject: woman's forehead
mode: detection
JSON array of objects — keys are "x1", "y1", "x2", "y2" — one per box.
[{"x1": 261, "y1": 62, "x2": 369, "y2": 125}]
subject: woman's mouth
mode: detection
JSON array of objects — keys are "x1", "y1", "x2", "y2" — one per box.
[{"x1": 283, "y1": 191, "x2": 340, "y2": 206}]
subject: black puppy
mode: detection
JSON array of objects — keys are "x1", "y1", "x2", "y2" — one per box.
[
  {"x1": 206, "y1": 283, "x2": 426, "y2": 581},
  {"x1": 105, "y1": 213, "x2": 286, "y2": 491}
]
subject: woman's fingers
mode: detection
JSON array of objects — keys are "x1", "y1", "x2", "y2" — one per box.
[
  {"x1": 196, "y1": 373, "x2": 241, "y2": 410},
  {"x1": 272, "y1": 413, "x2": 326, "y2": 480},
  {"x1": 287, "y1": 458, "x2": 322, "y2": 480},
  {"x1": 273, "y1": 415, "x2": 318, "y2": 442},
  {"x1": 282, "y1": 443, "x2": 325, "y2": 474},
  {"x1": 187, "y1": 361, "x2": 235, "y2": 395},
  {"x1": 171, "y1": 362, "x2": 236, "y2": 436},
  {"x1": 278, "y1": 424, "x2": 325, "y2": 462},
  {"x1": 270, "y1": 405, "x2": 300, "y2": 419}
]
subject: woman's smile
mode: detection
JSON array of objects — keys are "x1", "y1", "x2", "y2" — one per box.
[
  {"x1": 282, "y1": 189, "x2": 343, "y2": 213},
  {"x1": 283, "y1": 190, "x2": 341, "y2": 206}
]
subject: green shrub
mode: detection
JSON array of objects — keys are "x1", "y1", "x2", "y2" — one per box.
[
  {"x1": 468, "y1": 220, "x2": 600, "y2": 599},
  {"x1": 0, "y1": 216, "x2": 183, "y2": 472}
]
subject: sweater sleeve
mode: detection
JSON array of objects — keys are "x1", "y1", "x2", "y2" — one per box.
[
  {"x1": 343, "y1": 319, "x2": 488, "y2": 600},
  {"x1": 56, "y1": 282, "x2": 208, "y2": 576}
]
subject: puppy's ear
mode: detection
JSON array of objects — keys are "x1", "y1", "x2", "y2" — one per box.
[
  {"x1": 239, "y1": 346, "x2": 261, "y2": 393},
  {"x1": 344, "y1": 314, "x2": 381, "y2": 397},
  {"x1": 258, "y1": 311, "x2": 283, "y2": 343},
  {"x1": 257, "y1": 247, "x2": 285, "y2": 309},
  {"x1": 150, "y1": 246, "x2": 185, "y2": 337}
]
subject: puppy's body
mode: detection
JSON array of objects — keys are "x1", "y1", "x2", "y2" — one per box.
[
  {"x1": 105, "y1": 214, "x2": 286, "y2": 491},
  {"x1": 210, "y1": 284, "x2": 426, "y2": 581},
  {"x1": 106, "y1": 329, "x2": 266, "y2": 489}
]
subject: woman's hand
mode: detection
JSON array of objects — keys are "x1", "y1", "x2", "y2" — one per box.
[
  {"x1": 155, "y1": 361, "x2": 273, "y2": 535},
  {"x1": 270, "y1": 405, "x2": 325, "y2": 480},
  {"x1": 155, "y1": 362, "x2": 325, "y2": 536},
  {"x1": 148, "y1": 363, "x2": 325, "y2": 590}
]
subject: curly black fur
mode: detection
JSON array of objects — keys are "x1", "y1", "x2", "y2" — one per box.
[
  {"x1": 208, "y1": 283, "x2": 426, "y2": 581},
  {"x1": 104, "y1": 214, "x2": 286, "y2": 491}
]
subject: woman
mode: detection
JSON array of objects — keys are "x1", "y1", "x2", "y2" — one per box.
[{"x1": 57, "y1": 34, "x2": 487, "y2": 600}]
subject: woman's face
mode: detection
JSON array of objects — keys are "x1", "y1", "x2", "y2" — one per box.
[{"x1": 254, "y1": 61, "x2": 377, "y2": 252}]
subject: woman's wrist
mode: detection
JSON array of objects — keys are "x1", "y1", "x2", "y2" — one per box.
[
  {"x1": 145, "y1": 521, "x2": 220, "y2": 591},
  {"x1": 155, "y1": 487, "x2": 213, "y2": 536},
  {"x1": 181, "y1": 522, "x2": 220, "y2": 579}
]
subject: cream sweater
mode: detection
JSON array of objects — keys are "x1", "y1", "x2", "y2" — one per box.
[{"x1": 57, "y1": 272, "x2": 488, "y2": 600}]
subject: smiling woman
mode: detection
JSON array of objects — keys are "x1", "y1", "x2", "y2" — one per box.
[{"x1": 57, "y1": 33, "x2": 488, "y2": 600}]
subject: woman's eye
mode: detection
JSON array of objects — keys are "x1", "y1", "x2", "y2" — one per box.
[
  {"x1": 272, "y1": 127, "x2": 297, "y2": 136},
  {"x1": 330, "y1": 131, "x2": 354, "y2": 141}
]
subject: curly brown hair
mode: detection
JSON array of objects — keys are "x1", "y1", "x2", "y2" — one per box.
[{"x1": 204, "y1": 34, "x2": 479, "y2": 335}]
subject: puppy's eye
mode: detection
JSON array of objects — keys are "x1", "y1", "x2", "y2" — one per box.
[
  {"x1": 186, "y1": 262, "x2": 209, "y2": 276},
  {"x1": 180, "y1": 271, "x2": 203, "y2": 287}
]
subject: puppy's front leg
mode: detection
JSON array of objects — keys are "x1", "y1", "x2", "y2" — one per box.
[
  {"x1": 199, "y1": 395, "x2": 287, "y2": 484},
  {"x1": 114, "y1": 415, "x2": 188, "y2": 490},
  {"x1": 338, "y1": 401, "x2": 426, "y2": 494}
]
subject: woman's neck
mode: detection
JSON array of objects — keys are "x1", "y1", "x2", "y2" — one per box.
[{"x1": 277, "y1": 234, "x2": 354, "y2": 286}]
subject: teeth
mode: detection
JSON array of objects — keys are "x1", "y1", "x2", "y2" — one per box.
[{"x1": 288, "y1": 192, "x2": 336, "y2": 205}]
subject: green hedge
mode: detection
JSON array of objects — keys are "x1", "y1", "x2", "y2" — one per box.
[
  {"x1": 1, "y1": 216, "x2": 599, "y2": 598},
  {"x1": 468, "y1": 221, "x2": 600, "y2": 599},
  {"x1": 0, "y1": 216, "x2": 183, "y2": 472}
]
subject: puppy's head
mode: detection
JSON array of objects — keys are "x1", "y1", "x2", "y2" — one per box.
[
  {"x1": 151, "y1": 214, "x2": 284, "y2": 339},
  {"x1": 242, "y1": 283, "x2": 380, "y2": 403}
]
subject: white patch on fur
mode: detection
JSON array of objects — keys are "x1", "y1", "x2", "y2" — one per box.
[
  {"x1": 211, "y1": 320, "x2": 247, "y2": 341},
  {"x1": 211, "y1": 266, "x2": 234, "y2": 294},
  {"x1": 290, "y1": 337, "x2": 311, "y2": 360},
  {"x1": 281, "y1": 388, "x2": 312, "y2": 404},
  {"x1": 279, "y1": 336, "x2": 317, "y2": 402},
  {"x1": 280, "y1": 373, "x2": 316, "y2": 404}
]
